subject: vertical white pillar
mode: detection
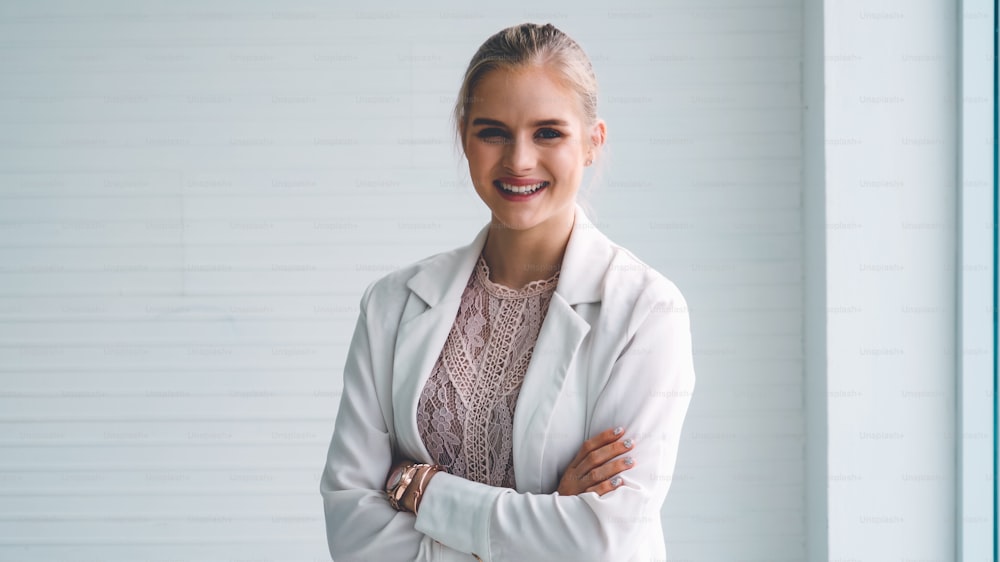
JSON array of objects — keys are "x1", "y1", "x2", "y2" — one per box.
[{"x1": 823, "y1": 1, "x2": 959, "y2": 559}]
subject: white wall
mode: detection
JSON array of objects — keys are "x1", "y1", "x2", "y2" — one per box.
[
  {"x1": 0, "y1": 1, "x2": 812, "y2": 560},
  {"x1": 822, "y1": 0, "x2": 958, "y2": 559},
  {"x1": 589, "y1": 3, "x2": 807, "y2": 560}
]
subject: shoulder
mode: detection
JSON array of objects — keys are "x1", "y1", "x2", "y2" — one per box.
[
  {"x1": 356, "y1": 245, "x2": 460, "y2": 314},
  {"x1": 598, "y1": 235, "x2": 690, "y2": 336},
  {"x1": 606, "y1": 243, "x2": 687, "y2": 305}
]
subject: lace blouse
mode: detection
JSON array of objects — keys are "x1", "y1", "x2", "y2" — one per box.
[{"x1": 415, "y1": 253, "x2": 560, "y2": 489}]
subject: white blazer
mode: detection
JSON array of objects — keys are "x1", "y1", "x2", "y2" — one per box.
[{"x1": 320, "y1": 202, "x2": 696, "y2": 561}]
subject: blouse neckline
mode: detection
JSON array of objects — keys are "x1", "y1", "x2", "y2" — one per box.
[{"x1": 474, "y1": 253, "x2": 560, "y2": 299}]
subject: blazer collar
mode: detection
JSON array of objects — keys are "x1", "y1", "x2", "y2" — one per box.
[{"x1": 405, "y1": 201, "x2": 611, "y2": 308}]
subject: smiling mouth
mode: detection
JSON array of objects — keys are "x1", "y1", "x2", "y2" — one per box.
[{"x1": 494, "y1": 180, "x2": 550, "y2": 195}]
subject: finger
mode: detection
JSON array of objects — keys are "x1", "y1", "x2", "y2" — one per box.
[
  {"x1": 584, "y1": 472, "x2": 628, "y2": 497},
  {"x1": 585, "y1": 453, "x2": 636, "y2": 483},
  {"x1": 591, "y1": 455, "x2": 637, "y2": 495},
  {"x1": 558, "y1": 451, "x2": 635, "y2": 497},
  {"x1": 577, "y1": 436, "x2": 635, "y2": 478},
  {"x1": 570, "y1": 426, "x2": 625, "y2": 468}
]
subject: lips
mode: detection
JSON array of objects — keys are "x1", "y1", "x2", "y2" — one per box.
[
  {"x1": 497, "y1": 176, "x2": 547, "y2": 186},
  {"x1": 494, "y1": 179, "x2": 550, "y2": 195}
]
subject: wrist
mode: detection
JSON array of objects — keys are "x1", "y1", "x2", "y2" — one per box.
[{"x1": 385, "y1": 461, "x2": 443, "y2": 514}]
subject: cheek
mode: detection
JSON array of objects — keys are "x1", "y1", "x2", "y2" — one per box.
[
  {"x1": 465, "y1": 144, "x2": 493, "y2": 172},
  {"x1": 549, "y1": 146, "x2": 584, "y2": 171},
  {"x1": 464, "y1": 146, "x2": 494, "y2": 192}
]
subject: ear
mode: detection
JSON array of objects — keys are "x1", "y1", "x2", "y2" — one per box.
[{"x1": 587, "y1": 119, "x2": 607, "y2": 159}]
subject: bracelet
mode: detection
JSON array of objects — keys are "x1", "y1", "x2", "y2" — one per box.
[{"x1": 410, "y1": 464, "x2": 443, "y2": 513}]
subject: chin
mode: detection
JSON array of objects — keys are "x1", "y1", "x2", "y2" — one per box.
[
  {"x1": 492, "y1": 206, "x2": 560, "y2": 231},
  {"x1": 490, "y1": 212, "x2": 536, "y2": 230}
]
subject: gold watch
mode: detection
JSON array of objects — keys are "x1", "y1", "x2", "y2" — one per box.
[{"x1": 385, "y1": 462, "x2": 416, "y2": 511}]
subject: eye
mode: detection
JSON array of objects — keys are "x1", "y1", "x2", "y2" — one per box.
[
  {"x1": 536, "y1": 128, "x2": 562, "y2": 140},
  {"x1": 475, "y1": 128, "x2": 510, "y2": 144}
]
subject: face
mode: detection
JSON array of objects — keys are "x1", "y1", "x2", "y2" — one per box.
[{"x1": 461, "y1": 65, "x2": 604, "y2": 232}]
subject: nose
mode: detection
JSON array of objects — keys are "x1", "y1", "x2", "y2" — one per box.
[{"x1": 502, "y1": 133, "x2": 537, "y2": 173}]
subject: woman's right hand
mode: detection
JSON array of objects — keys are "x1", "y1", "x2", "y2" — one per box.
[{"x1": 556, "y1": 426, "x2": 636, "y2": 496}]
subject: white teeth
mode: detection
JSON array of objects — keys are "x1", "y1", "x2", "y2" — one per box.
[{"x1": 497, "y1": 181, "x2": 547, "y2": 194}]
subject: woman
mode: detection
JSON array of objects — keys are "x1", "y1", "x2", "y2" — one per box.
[{"x1": 320, "y1": 22, "x2": 696, "y2": 561}]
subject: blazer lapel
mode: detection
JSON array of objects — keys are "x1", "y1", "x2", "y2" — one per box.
[
  {"x1": 510, "y1": 204, "x2": 612, "y2": 492},
  {"x1": 391, "y1": 222, "x2": 490, "y2": 462},
  {"x1": 509, "y1": 292, "x2": 590, "y2": 491}
]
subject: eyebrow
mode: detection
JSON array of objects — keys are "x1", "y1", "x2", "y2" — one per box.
[{"x1": 470, "y1": 117, "x2": 570, "y2": 128}]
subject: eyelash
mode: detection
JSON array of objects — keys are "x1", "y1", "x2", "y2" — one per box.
[{"x1": 475, "y1": 128, "x2": 563, "y2": 143}]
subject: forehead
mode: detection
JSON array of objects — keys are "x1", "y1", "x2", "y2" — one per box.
[{"x1": 469, "y1": 66, "x2": 582, "y2": 123}]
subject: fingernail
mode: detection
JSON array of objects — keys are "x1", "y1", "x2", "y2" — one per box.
[
  {"x1": 623, "y1": 438, "x2": 633, "y2": 449},
  {"x1": 624, "y1": 456, "x2": 634, "y2": 466},
  {"x1": 610, "y1": 476, "x2": 623, "y2": 487},
  {"x1": 613, "y1": 426, "x2": 624, "y2": 435}
]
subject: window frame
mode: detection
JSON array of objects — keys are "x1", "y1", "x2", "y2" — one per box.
[{"x1": 957, "y1": 0, "x2": 997, "y2": 559}]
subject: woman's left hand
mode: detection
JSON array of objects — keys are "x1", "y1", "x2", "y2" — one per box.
[{"x1": 556, "y1": 426, "x2": 636, "y2": 496}]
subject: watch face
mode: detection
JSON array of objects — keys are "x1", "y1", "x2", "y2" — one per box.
[{"x1": 387, "y1": 467, "x2": 402, "y2": 490}]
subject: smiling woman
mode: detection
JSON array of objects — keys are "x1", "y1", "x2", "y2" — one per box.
[{"x1": 320, "y1": 22, "x2": 696, "y2": 562}]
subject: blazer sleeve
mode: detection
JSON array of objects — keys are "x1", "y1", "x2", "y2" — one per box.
[
  {"x1": 319, "y1": 280, "x2": 437, "y2": 561},
  {"x1": 412, "y1": 280, "x2": 697, "y2": 561}
]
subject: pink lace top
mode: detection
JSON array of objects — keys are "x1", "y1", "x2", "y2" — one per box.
[{"x1": 415, "y1": 253, "x2": 561, "y2": 489}]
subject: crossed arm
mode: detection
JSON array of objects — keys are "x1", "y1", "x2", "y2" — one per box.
[{"x1": 319, "y1": 282, "x2": 695, "y2": 561}]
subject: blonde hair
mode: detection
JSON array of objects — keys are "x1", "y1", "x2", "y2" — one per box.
[{"x1": 451, "y1": 22, "x2": 606, "y2": 212}]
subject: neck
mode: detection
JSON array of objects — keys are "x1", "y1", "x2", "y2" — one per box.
[{"x1": 481, "y1": 206, "x2": 576, "y2": 290}]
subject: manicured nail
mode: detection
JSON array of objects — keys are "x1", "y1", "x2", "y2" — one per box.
[
  {"x1": 624, "y1": 456, "x2": 634, "y2": 467},
  {"x1": 623, "y1": 438, "x2": 633, "y2": 449},
  {"x1": 613, "y1": 426, "x2": 623, "y2": 435},
  {"x1": 610, "y1": 476, "x2": 622, "y2": 487}
]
